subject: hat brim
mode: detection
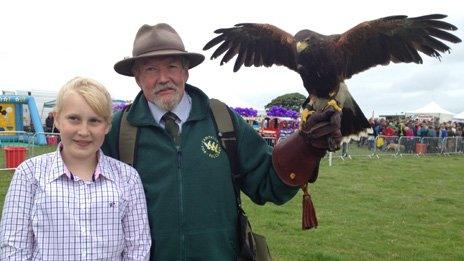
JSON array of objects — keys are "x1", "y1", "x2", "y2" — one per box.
[{"x1": 114, "y1": 50, "x2": 205, "y2": 77}]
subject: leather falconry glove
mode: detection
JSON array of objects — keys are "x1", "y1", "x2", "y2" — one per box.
[
  {"x1": 300, "y1": 107, "x2": 343, "y2": 152},
  {"x1": 272, "y1": 106, "x2": 342, "y2": 230}
]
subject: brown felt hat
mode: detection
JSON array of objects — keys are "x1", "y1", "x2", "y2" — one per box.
[{"x1": 114, "y1": 23, "x2": 205, "y2": 77}]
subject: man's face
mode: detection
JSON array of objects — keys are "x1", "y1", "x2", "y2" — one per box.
[{"x1": 134, "y1": 56, "x2": 189, "y2": 111}]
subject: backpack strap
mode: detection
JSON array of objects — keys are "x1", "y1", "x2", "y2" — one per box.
[
  {"x1": 209, "y1": 98, "x2": 239, "y2": 175},
  {"x1": 118, "y1": 105, "x2": 138, "y2": 167},
  {"x1": 209, "y1": 98, "x2": 242, "y2": 205}
]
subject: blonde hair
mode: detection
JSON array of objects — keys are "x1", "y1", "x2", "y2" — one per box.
[{"x1": 55, "y1": 77, "x2": 113, "y2": 124}]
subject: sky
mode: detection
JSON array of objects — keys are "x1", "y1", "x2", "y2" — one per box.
[{"x1": 1, "y1": 0, "x2": 463, "y2": 117}]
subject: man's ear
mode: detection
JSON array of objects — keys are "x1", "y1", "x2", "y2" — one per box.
[
  {"x1": 135, "y1": 75, "x2": 142, "y2": 88},
  {"x1": 184, "y1": 69, "x2": 189, "y2": 82}
]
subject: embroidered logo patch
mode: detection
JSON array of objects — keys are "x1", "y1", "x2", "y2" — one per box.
[{"x1": 201, "y1": 136, "x2": 221, "y2": 158}]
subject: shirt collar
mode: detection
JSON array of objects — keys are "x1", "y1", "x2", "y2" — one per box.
[
  {"x1": 47, "y1": 143, "x2": 115, "y2": 183},
  {"x1": 147, "y1": 91, "x2": 192, "y2": 127},
  {"x1": 47, "y1": 144, "x2": 67, "y2": 183},
  {"x1": 126, "y1": 84, "x2": 210, "y2": 126}
]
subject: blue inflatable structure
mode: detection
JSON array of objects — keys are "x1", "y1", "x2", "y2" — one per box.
[{"x1": 0, "y1": 95, "x2": 47, "y2": 145}]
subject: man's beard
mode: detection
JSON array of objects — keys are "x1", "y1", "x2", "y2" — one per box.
[{"x1": 151, "y1": 82, "x2": 183, "y2": 111}]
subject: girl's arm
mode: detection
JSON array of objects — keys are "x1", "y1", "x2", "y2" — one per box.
[
  {"x1": 0, "y1": 161, "x2": 36, "y2": 260},
  {"x1": 121, "y1": 169, "x2": 151, "y2": 261}
]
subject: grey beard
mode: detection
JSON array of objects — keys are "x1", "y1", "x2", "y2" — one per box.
[{"x1": 151, "y1": 83, "x2": 182, "y2": 111}]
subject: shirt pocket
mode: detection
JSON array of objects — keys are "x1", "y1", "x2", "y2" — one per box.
[
  {"x1": 32, "y1": 190, "x2": 76, "y2": 229},
  {"x1": 89, "y1": 192, "x2": 128, "y2": 249}
]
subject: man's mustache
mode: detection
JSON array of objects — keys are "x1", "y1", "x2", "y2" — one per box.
[{"x1": 154, "y1": 83, "x2": 177, "y2": 92}]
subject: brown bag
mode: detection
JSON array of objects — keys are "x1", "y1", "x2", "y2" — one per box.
[{"x1": 237, "y1": 208, "x2": 272, "y2": 261}]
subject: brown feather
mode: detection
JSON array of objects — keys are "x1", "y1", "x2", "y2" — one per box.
[
  {"x1": 425, "y1": 27, "x2": 462, "y2": 43},
  {"x1": 203, "y1": 34, "x2": 226, "y2": 51},
  {"x1": 221, "y1": 42, "x2": 240, "y2": 65},
  {"x1": 211, "y1": 41, "x2": 232, "y2": 59},
  {"x1": 424, "y1": 20, "x2": 458, "y2": 31},
  {"x1": 234, "y1": 46, "x2": 247, "y2": 72}
]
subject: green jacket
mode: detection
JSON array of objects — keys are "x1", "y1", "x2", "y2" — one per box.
[{"x1": 102, "y1": 84, "x2": 298, "y2": 260}]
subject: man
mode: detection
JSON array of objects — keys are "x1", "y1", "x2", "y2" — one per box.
[
  {"x1": 45, "y1": 111, "x2": 59, "y2": 133},
  {"x1": 102, "y1": 23, "x2": 341, "y2": 260}
]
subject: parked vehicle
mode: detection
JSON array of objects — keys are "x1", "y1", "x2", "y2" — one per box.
[{"x1": 259, "y1": 116, "x2": 299, "y2": 146}]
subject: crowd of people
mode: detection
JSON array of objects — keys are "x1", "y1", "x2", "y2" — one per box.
[
  {"x1": 369, "y1": 117, "x2": 464, "y2": 138},
  {"x1": 362, "y1": 116, "x2": 464, "y2": 154}
]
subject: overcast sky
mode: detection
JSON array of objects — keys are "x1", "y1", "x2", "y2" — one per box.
[{"x1": 1, "y1": 0, "x2": 463, "y2": 117}]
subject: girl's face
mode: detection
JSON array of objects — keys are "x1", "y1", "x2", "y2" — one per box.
[{"x1": 54, "y1": 92, "x2": 109, "y2": 165}]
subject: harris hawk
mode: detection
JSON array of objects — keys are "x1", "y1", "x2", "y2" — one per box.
[{"x1": 203, "y1": 14, "x2": 461, "y2": 141}]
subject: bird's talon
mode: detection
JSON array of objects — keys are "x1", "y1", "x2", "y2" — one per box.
[
  {"x1": 324, "y1": 99, "x2": 342, "y2": 112},
  {"x1": 300, "y1": 108, "x2": 315, "y2": 129}
]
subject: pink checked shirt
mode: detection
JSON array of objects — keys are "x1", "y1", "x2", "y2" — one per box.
[{"x1": 0, "y1": 147, "x2": 151, "y2": 260}]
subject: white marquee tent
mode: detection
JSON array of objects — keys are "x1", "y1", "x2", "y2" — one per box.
[
  {"x1": 405, "y1": 101, "x2": 455, "y2": 123},
  {"x1": 452, "y1": 111, "x2": 464, "y2": 123}
]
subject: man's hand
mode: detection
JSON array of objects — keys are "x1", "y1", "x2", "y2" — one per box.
[
  {"x1": 272, "y1": 106, "x2": 343, "y2": 187},
  {"x1": 300, "y1": 108, "x2": 342, "y2": 151}
]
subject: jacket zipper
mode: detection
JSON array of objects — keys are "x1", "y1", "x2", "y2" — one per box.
[{"x1": 177, "y1": 146, "x2": 185, "y2": 260}]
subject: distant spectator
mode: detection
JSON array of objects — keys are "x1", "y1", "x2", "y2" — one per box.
[
  {"x1": 398, "y1": 122, "x2": 405, "y2": 136},
  {"x1": 455, "y1": 126, "x2": 462, "y2": 137},
  {"x1": 439, "y1": 125, "x2": 448, "y2": 139},
  {"x1": 418, "y1": 124, "x2": 429, "y2": 137},
  {"x1": 403, "y1": 126, "x2": 414, "y2": 153},
  {"x1": 383, "y1": 122, "x2": 395, "y2": 136},
  {"x1": 404, "y1": 126, "x2": 414, "y2": 138},
  {"x1": 428, "y1": 126, "x2": 437, "y2": 137},
  {"x1": 367, "y1": 118, "x2": 377, "y2": 152},
  {"x1": 413, "y1": 123, "x2": 420, "y2": 136},
  {"x1": 45, "y1": 112, "x2": 54, "y2": 132},
  {"x1": 372, "y1": 119, "x2": 381, "y2": 137}
]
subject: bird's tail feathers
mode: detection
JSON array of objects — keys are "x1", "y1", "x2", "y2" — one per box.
[
  {"x1": 339, "y1": 89, "x2": 372, "y2": 140},
  {"x1": 341, "y1": 129, "x2": 372, "y2": 144}
]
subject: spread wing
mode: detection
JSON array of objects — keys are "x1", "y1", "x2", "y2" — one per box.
[
  {"x1": 337, "y1": 14, "x2": 462, "y2": 78},
  {"x1": 203, "y1": 23, "x2": 298, "y2": 72}
]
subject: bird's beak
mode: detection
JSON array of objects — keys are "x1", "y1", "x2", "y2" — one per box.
[{"x1": 296, "y1": 41, "x2": 308, "y2": 53}]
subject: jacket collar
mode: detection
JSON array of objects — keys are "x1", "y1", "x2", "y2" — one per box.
[{"x1": 127, "y1": 83, "x2": 210, "y2": 127}]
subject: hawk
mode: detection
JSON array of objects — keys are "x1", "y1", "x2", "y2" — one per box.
[{"x1": 203, "y1": 14, "x2": 461, "y2": 138}]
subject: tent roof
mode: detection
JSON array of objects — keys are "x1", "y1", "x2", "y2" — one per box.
[
  {"x1": 407, "y1": 101, "x2": 455, "y2": 115},
  {"x1": 453, "y1": 111, "x2": 464, "y2": 120}
]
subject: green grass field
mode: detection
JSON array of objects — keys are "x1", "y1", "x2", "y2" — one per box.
[
  {"x1": 243, "y1": 156, "x2": 464, "y2": 260},
  {"x1": 0, "y1": 155, "x2": 462, "y2": 260}
]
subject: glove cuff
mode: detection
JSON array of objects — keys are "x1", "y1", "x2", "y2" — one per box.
[{"x1": 272, "y1": 131, "x2": 326, "y2": 187}]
